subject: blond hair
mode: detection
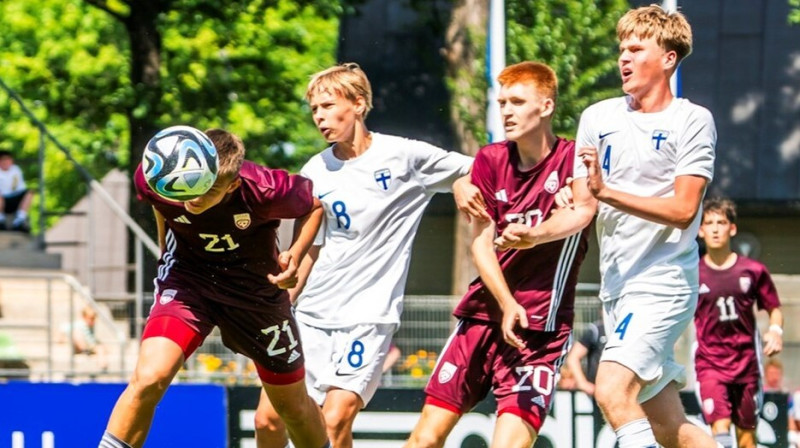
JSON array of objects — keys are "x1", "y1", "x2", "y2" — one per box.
[
  {"x1": 617, "y1": 4, "x2": 693, "y2": 63},
  {"x1": 204, "y1": 128, "x2": 245, "y2": 182},
  {"x1": 305, "y1": 62, "x2": 373, "y2": 118}
]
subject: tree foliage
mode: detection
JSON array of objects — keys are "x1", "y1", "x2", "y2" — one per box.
[
  {"x1": 0, "y1": 0, "x2": 345, "y2": 230},
  {"x1": 791, "y1": 0, "x2": 800, "y2": 24}
]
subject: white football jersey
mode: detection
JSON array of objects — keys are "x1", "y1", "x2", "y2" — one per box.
[
  {"x1": 295, "y1": 133, "x2": 473, "y2": 328},
  {"x1": 0, "y1": 164, "x2": 26, "y2": 196},
  {"x1": 574, "y1": 97, "x2": 716, "y2": 300}
]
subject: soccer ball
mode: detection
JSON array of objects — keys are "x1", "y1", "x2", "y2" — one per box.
[{"x1": 142, "y1": 125, "x2": 219, "y2": 201}]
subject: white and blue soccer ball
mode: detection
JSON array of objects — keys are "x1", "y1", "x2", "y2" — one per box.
[{"x1": 142, "y1": 125, "x2": 219, "y2": 201}]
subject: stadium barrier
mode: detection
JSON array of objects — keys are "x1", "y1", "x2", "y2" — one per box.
[{"x1": 0, "y1": 382, "x2": 788, "y2": 447}]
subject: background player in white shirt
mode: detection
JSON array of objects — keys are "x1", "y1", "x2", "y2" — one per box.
[
  {"x1": 499, "y1": 5, "x2": 717, "y2": 448},
  {"x1": 254, "y1": 63, "x2": 476, "y2": 448}
]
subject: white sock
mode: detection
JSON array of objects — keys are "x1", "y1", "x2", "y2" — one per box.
[
  {"x1": 615, "y1": 418, "x2": 657, "y2": 448},
  {"x1": 99, "y1": 431, "x2": 133, "y2": 448},
  {"x1": 714, "y1": 432, "x2": 734, "y2": 448}
]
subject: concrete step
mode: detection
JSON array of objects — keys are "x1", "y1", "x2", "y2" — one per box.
[{"x1": 0, "y1": 232, "x2": 61, "y2": 269}]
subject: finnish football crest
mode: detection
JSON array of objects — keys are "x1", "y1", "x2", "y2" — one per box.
[
  {"x1": 544, "y1": 171, "x2": 560, "y2": 194},
  {"x1": 739, "y1": 276, "x2": 752, "y2": 293},
  {"x1": 374, "y1": 168, "x2": 392, "y2": 190},
  {"x1": 234, "y1": 213, "x2": 251, "y2": 230},
  {"x1": 159, "y1": 288, "x2": 177, "y2": 305},
  {"x1": 438, "y1": 361, "x2": 457, "y2": 384},
  {"x1": 652, "y1": 130, "x2": 670, "y2": 151}
]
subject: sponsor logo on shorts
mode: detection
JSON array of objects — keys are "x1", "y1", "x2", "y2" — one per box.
[
  {"x1": 438, "y1": 361, "x2": 457, "y2": 384},
  {"x1": 159, "y1": 289, "x2": 177, "y2": 305},
  {"x1": 544, "y1": 171, "x2": 559, "y2": 194},
  {"x1": 739, "y1": 276, "x2": 751, "y2": 293},
  {"x1": 703, "y1": 398, "x2": 715, "y2": 415},
  {"x1": 287, "y1": 349, "x2": 301, "y2": 364},
  {"x1": 234, "y1": 213, "x2": 251, "y2": 230}
]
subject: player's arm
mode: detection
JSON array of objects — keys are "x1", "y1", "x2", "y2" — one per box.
[
  {"x1": 269, "y1": 198, "x2": 323, "y2": 290},
  {"x1": 495, "y1": 177, "x2": 596, "y2": 250},
  {"x1": 453, "y1": 171, "x2": 490, "y2": 223},
  {"x1": 763, "y1": 306, "x2": 784, "y2": 356},
  {"x1": 287, "y1": 245, "x2": 320, "y2": 303},
  {"x1": 152, "y1": 207, "x2": 167, "y2": 253},
  {"x1": 471, "y1": 217, "x2": 527, "y2": 349},
  {"x1": 565, "y1": 342, "x2": 594, "y2": 396},
  {"x1": 578, "y1": 146, "x2": 707, "y2": 229}
]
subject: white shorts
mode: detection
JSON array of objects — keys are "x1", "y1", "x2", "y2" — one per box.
[
  {"x1": 600, "y1": 292, "x2": 696, "y2": 403},
  {"x1": 298, "y1": 320, "x2": 398, "y2": 407}
]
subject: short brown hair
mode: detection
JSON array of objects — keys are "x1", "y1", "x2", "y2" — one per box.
[
  {"x1": 306, "y1": 62, "x2": 373, "y2": 118},
  {"x1": 617, "y1": 4, "x2": 693, "y2": 63},
  {"x1": 703, "y1": 197, "x2": 737, "y2": 224},
  {"x1": 497, "y1": 61, "x2": 559, "y2": 107},
  {"x1": 204, "y1": 129, "x2": 245, "y2": 182}
]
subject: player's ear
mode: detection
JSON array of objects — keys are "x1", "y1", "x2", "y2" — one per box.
[
  {"x1": 354, "y1": 96, "x2": 367, "y2": 118},
  {"x1": 226, "y1": 177, "x2": 242, "y2": 193},
  {"x1": 540, "y1": 98, "x2": 555, "y2": 118},
  {"x1": 663, "y1": 49, "x2": 678, "y2": 72},
  {"x1": 729, "y1": 223, "x2": 738, "y2": 238}
]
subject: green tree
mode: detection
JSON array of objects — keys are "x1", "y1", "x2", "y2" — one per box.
[
  {"x1": 0, "y1": 0, "x2": 347, "y2": 233},
  {"x1": 790, "y1": 0, "x2": 800, "y2": 24}
]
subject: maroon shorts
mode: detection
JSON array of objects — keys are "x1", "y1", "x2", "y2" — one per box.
[
  {"x1": 697, "y1": 376, "x2": 761, "y2": 429},
  {"x1": 424, "y1": 318, "x2": 571, "y2": 432},
  {"x1": 144, "y1": 271, "x2": 305, "y2": 385}
]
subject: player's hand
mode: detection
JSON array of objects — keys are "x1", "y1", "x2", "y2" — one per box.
[
  {"x1": 763, "y1": 329, "x2": 783, "y2": 356},
  {"x1": 268, "y1": 251, "x2": 298, "y2": 289},
  {"x1": 501, "y1": 303, "x2": 528, "y2": 350},
  {"x1": 494, "y1": 223, "x2": 536, "y2": 250},
  {"x1": 553, "y1": 177, "x2": 575, "y2": 211},
  {"x1": 453, "y1": 176, "x2": 490, "y2": 223},
  {"x1": 578, "y1": 147, "x2": 607, "y2": 199}
]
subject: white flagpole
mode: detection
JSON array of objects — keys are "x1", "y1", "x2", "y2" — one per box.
[
  {"x1": 487, "y1": 0, "x2": 506, "y2": 143},
  {"x1": 662, "y1": 0, "x2": 681, "y2": 97}
]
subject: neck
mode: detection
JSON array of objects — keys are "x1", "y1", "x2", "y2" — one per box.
[
  {"x1": 704, "y1": 248, "x2": 736, "y2": 269},
  {"x1": 515, "y1": 129, "x2": 556, "y2": 170},
  {"x1": 629, "y1": 81, "x2": 674, "y2": 113},
  {"x1": 333, "y1": 121, "x2": 371, "y2": 160}
]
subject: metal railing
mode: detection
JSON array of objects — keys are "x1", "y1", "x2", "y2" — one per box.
[{"x1": 0, "y1": 271, "x2": 127, "y2": 380}]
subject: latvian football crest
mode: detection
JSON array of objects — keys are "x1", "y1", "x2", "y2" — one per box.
[
  {"x1": 374, "y1": 168, "x2": 392, "y2": 190},
  {"x1": 234, "y1": 213, "x2": 251, "y2": 230},
  {"x1": 544, "y1": 171, "x2": 559, "y2": 194},
  {"x1": 438, "y1": 361, "x2": 457, "y2": 384},
  {"x1": 739, "y1": 276, "x2": 752, "y2": 293}
]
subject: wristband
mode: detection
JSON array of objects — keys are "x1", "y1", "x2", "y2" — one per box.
[{"x1": 768, "y1": 324, "x2": 783, "y2": 336}]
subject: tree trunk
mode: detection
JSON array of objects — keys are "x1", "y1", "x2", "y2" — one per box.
[{"x1": 443, "y1": 0, "x2": 488, "y2": 295}]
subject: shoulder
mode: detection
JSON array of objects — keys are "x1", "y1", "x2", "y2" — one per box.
[
  {"x1": 301, "y1": 147, "x2": 334, "y2": 175},
  {"x1": 737, "y1": 255, "x2": 771, "y2": 275},
  {"x1": 676, "y1": 99, "x2": 715, "y2": 123},
  {"x1": 583, "y1": 97, "x2": 626, "y2": 116},
  {"x1": 476, "y1": 141, "x2": 511, "y2": 160}
]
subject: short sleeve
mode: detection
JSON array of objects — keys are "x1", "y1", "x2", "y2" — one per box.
[
  {"x1": 755, "y1": 264, "x2": 781, "y2": 311},
  {"x1": 408, "y1": 140, "x2": 473, "y2": 193},
  {"x1": 573, "y1": 107, "x2": 598, "y2": 180},
  {"x1": 249, "y1": 168, "x2": 315, "y2": 220},
  {"x1": 676, "y1": 106, "x2": 716, "y2": 181},
  {"x1": 470, "y1": 147, "x2": 499, "y2": 222}
]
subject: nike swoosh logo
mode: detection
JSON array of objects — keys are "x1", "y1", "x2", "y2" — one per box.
[
  {"x1": 318, "y1": 190, "x2": 335, "y2": 199},
  {"x1": 599, "y1": 131, "x2": 619, "y2": 139}
]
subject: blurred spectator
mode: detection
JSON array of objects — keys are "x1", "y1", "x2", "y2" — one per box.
[
  {"x1": 382, "y1": 343, "x2": 402, "y2": 373},
  {"x1": 565, "y1": 319, "x2": 605, "y2": 396},
  {"x1": 60, "y1": 306, "x2": 108, "y2": 371},
  {"x1": 0, "y1": 150, "x2": 33, "y2": 233},
  {"x1": 763, "y1": 358, "x2": 785, "y2": 392}
]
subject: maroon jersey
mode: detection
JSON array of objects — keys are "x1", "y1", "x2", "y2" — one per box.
[
  {"x1": 134, "y1": 161, "x2": 314, "y2": 308},
  {"x1": 453, "y1": 139, "x2": 589, "y2": 332},
  {"x1": 694, "y1": 255, "x2": 781, "y2": 382}
]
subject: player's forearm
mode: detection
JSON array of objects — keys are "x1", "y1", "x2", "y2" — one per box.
[
  {"x1": 529, "y1": 201, "x2": 595, "y2": 246},
  {"x1": 768, "y1": 307, "x2": 784, "y2": 330},
  {"x1": 596, "y1": 184, "x2": 703, "y2": 229},
  {"x1": 288, "y1": 200, "x2": 323, "y2": 262},
  {"x1": 288, "y1": 246, "x2": 319, "y2": 303},
  {"x1": 471, "y1": 221, "x2": 517, "y2": 311}
]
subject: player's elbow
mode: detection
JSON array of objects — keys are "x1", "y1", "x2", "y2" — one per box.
[{"x1": 673, "y1": 210, "x2": 698, "y2": 230}]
